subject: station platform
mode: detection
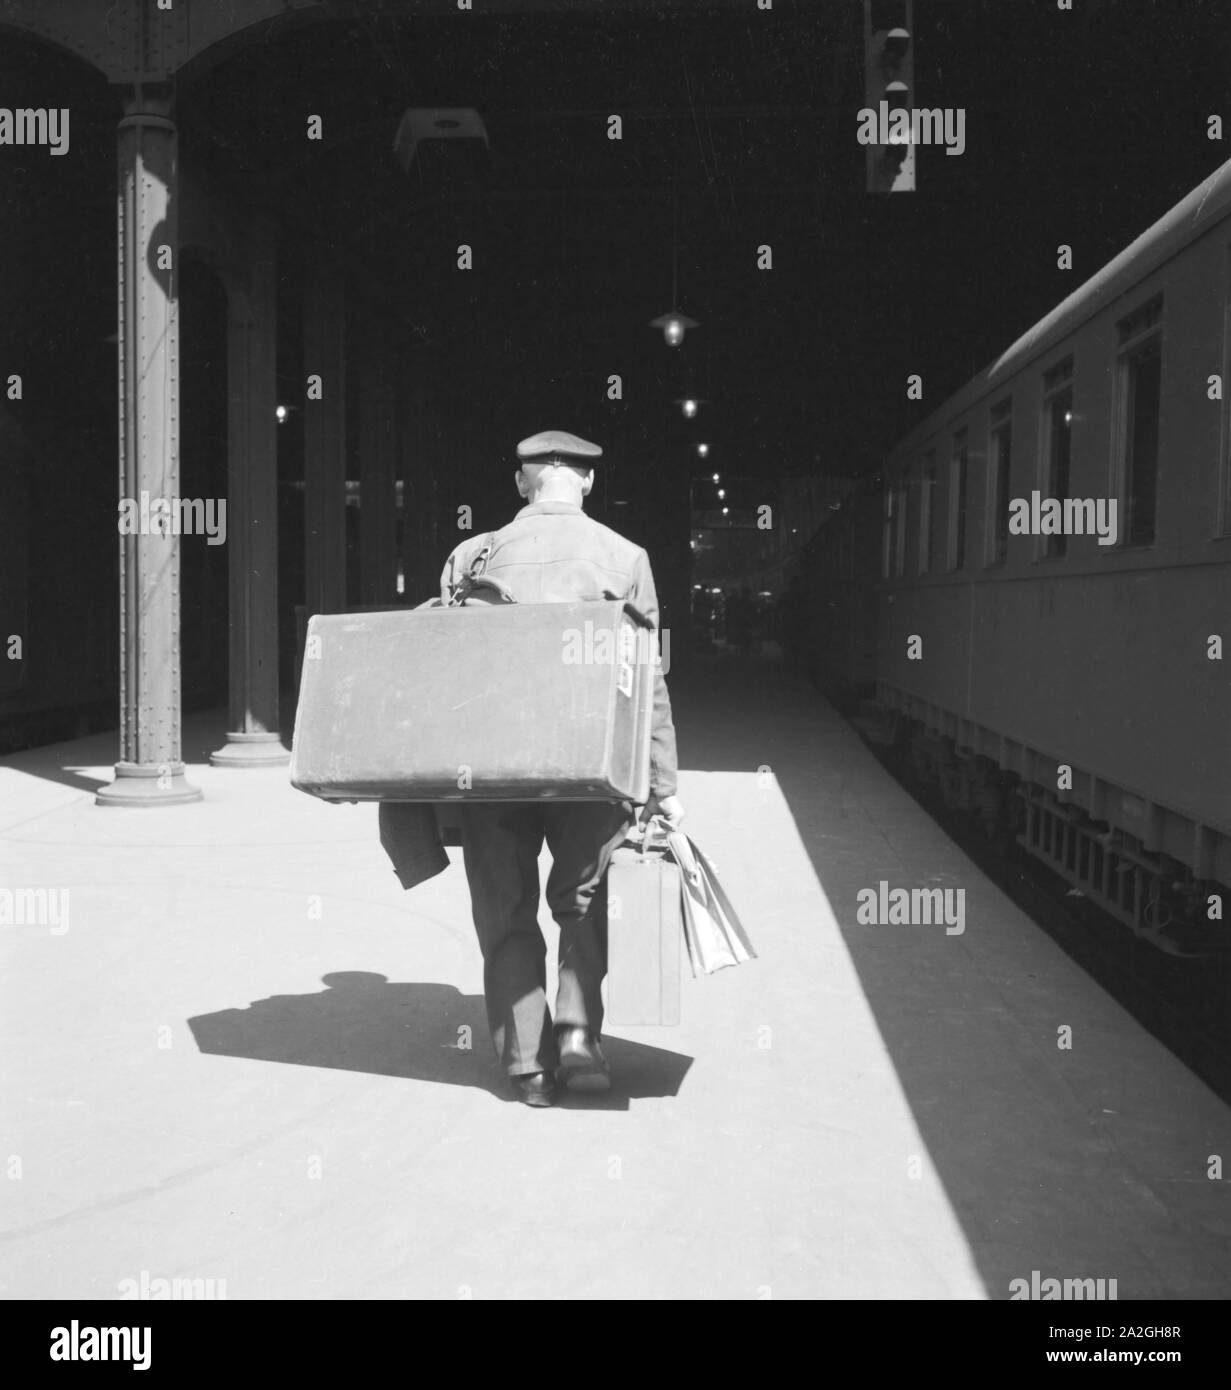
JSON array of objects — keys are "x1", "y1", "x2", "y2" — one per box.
[{"x1": 2, "y1": 653, "x2": 1229, "y2": 1300}]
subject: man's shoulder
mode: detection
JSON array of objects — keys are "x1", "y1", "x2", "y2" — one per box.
[
  {"x1": 572, "y1": 513, "x2": 644, "y2": 558},
  {"x1": 446, "y1": 530, "x2": 492, "y2": 566},
  {"x1": 556, "y1": 511, "x2": 645, "y2": 562},
  {"x1": 502, "y1": 509, "x2": 646, "y2": 564}
]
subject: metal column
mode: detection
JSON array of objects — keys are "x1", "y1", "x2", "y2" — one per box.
[
  {"x1": 98, "y1": 91, "x2": 201, "y2": 806},
  {"x1": 358, "y1": 330, "x2": 398, "y2": 605},
  {"x1": 302, "y1": 259, "x2": 347, "y2": 620},
  {"x1": 211, "y1": 218, "x2": 290, "y2": 767}
]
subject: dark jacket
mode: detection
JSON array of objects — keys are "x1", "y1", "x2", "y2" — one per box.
[{"x1": 378, "y1": 802, "x2": 450, "y2": 890}]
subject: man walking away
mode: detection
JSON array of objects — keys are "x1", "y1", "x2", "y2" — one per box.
[{"x1": 440, "y1": 430, "x2": 684, "y2": 1107}]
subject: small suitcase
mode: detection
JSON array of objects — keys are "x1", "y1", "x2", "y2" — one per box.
[
  {"x1": 290, "y1": 599, "x2": 656, "y2": 803},
  {"x1": 605, "y1": 841, "x2": 682, "y2": 1026}
]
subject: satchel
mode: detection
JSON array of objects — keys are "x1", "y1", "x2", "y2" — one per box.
[{"x1": 606, "y1": 821, "x2": 683, "y2": 1026}]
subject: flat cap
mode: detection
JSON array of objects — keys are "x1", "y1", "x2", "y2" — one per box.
[{"x1": 516, "y1": 430, "x2": 603, "y2": 465}]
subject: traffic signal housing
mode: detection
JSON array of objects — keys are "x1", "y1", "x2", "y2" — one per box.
[{"x1": 863, "y1": 0, "x2": 915, "y2": 193}]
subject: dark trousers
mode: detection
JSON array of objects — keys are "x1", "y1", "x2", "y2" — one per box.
[{"x1": 459, "y1": 800, "x2": 634, "y2": 1076}]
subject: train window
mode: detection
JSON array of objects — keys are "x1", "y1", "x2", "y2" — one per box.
[
  {"x1": 988, "y1": 402, "x2": 1012, "y2": 565},
  {"x1": 918, "y1": 454, "x2": 937, "y2": 574},
  {"x1": 1116, "y1": 300, "x2": 1162, "y2": 546},
  {"x1": 1041, "y1": 358, "x2": 1074, "y2": 558},
  {"x1": 895, "y1": 472, "x2": 909, "y2": 576},
  {"x1": 1222, "y1": 250, "x2": 1231, "y2": 536},
  {"x1": 882, "y1": 487, "x2": 894, "y2": 578},
  {"x1": 1042, "y1": 356, "x2": 1074, "y2": 393},
  {"x1": 1118, "y1": 296, "x2": 1162, "y2": 344},
  {"x1": 1224, "y1": 251, "x2": 1231, "y2": 536},
  {"x1": 1121, "y1": 342, "x2": 1161, "y2": 545},
  {"x1": 949, "y1": 430, "x2": 969, "y2": 569},
  {"x1": 926, "y1": 457, "x2": 938, "y2": 572}
]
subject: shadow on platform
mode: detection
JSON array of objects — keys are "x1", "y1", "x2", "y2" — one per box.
[{"x1": 188, "y1": 971, "x2": 694, "y2": 1112}]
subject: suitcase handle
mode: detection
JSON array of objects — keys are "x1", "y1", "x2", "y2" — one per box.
[{"x1": 628, "y1": 813, "x2": 671, "y2": 858}]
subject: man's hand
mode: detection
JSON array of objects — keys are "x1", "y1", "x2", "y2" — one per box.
[{"x1": 642, "y1": 793, "x2": 685, "y2": 829}]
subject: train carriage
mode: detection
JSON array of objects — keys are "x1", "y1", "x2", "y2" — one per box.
[{"x1": 870, "y1": 158, "x2": 1231, "y2": 948}]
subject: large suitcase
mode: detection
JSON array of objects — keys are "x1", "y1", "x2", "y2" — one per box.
[
  {"x1": 290, "y1": 599, "x2": 656, "y2": 803},
  {"x1": 605, "y1": 842, "x2": 682, "y2": 1026}
]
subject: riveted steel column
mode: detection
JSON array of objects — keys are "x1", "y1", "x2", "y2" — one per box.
[
  {"x1": 211, "y1": 217, "x2": 290, "y2": 767},
  {"x1": 396, "y1": 352, "x2": 417, "y2": 599},
  {"x1": 400, "y1": 363, "x2": 437, "y2": 602},
  {"x1": 98, "y1": 90, "x2": 201, "y2": 806},
  {"x1": 303, "y1": 258, "x2": 347, "y2": 620},
  {"x1": 358, "y1": 328, "x2": 398, "y2": 605}
]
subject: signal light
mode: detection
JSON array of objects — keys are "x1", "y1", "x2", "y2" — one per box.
[
  {"x1": 650, "y1": 311, "x2": 698, "y2": 347},
  {"x1": 393, "y1": 108, "x2": 490, "y2": 180},
  {"x1": 883, "y1": 26, "x2": 910, "y2": 63},
  {"x1": 863, "y1": 1, "x2": 915, "y2": 193}
]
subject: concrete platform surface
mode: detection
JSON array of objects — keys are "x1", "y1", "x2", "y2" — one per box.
[{"x1": 2, "y1": 658, "x2": 1229, "y2": 1300}]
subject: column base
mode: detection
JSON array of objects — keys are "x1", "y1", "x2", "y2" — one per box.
[
  {"x1": 209, "y1": 731, "x2": 291, "y2": 767},
  {"x1": 96, "y1": 761, "x2": 203, "y2": 807}
]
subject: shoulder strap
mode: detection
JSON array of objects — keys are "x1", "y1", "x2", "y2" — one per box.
[
  {"x1": 468, "y1": 532, "x2": 497, "y2": 579},
  {"x1": 448, "y1": 532, "x2": 498, "y2": 607}
]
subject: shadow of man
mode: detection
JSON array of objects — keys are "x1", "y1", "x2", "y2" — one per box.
[{"x1": 188, "y1": 971, "x2": 693, "y2": 1110}]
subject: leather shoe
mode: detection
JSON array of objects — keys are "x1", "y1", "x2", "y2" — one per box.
[
  {"x1": 555, "y1": 1026, "x2": 611, "y2": 1092},
  {"x1": 512, "y1": 1071, "x2": 557, "y2": 1107}
]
